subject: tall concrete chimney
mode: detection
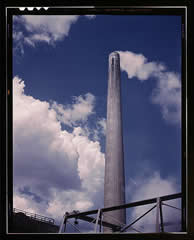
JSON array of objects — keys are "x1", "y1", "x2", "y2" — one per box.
[{"x1": 104, "y1": 52, "x2": 126, "y2": 232}]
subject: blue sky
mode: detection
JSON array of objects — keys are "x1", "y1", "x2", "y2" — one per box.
[{"x1": 13, "y1": 14, "x2": 182, "y2": 232}]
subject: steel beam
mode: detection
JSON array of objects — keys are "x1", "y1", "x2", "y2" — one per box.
[{"x1": 64, "y1": 193, "x2": 182, "y2": 220}]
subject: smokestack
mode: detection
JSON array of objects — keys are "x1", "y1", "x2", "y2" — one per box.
[{"x1": 104, "y1": 52, "x2": 126, "y2": 232}]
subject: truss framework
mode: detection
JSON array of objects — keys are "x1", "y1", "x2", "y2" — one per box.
[{"x1": 59, "y1": 192, "x2": 182, "y2": 233}]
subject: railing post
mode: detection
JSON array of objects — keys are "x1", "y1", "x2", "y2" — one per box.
[
  {"x1": 156, "y1": 197, "x2": 160, "y2": 232},
  {"x1": 99, "y1": 211, "x2": 103, "y2": 232},
  {"x1": 59, "y1": 215, "x2": 67, "y2": 233},
  {"x1": 94, "y1": 209, "x2": 101, "y2": 233},
  {"x1": 63, "y1": 217, "x2": 67, "y2": 232},
  {"x1": 160, "y1": 200, "x2": 164, "y2": 232}
]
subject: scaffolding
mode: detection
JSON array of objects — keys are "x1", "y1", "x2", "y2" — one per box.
[{"x1": 58, "y1": 192, "x2": 182, "y2": 233}]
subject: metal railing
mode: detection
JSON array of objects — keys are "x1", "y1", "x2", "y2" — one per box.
[
  {"x1": 58, "y1": 192, "x2": 182, "y2": 233},
  {"x1": 13, "y1": 208, "x2": 55, "y2": 225}
]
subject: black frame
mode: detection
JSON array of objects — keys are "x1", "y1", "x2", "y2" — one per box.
[{"x1": 0, "y1": 0, "x2": 193, "y2": 239}]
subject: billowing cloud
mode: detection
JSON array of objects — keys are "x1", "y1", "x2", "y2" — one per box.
[
  {"x1": 13, "y1": 15, "x2": 95, "y2": 51},
  {"x1": 151, "y1": 72, "x2": 181, "y2": 125},
  {"x1": 118, "y1": 51, "x2": 181, "y2": 125},
  {"x1": 13, "y1": 76, "x2": 180, "y2": 231},
  {"x1": 51, "y1": 94, "x2": 95, "y2": 127},
  {"x1": 13, "y1": 76, "x2": 105, "y2": 223},
  {"x1": 126, "y1": 172, "x2": 181, "y2": 232},
  {"x1": 118, "y1": 51, "x2": 165, "y2": 81},
  {"x1": 83, "y1": 118, "x2": 106, "y2": 142},
  {"x1": 72, "y1": 127, "x2": 104, "y2": 192}
]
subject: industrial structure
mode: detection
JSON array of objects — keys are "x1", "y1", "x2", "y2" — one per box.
[
  {"x1": 58, "y1": 52, "x2": 182, "y2": 233},
  {"x1": 58, "y1": 193, "x2": 182, "y2": 233},
  {"x1": 104, "y1": 52, "x2": 126, "y2": 232},
  {"x1": 12, "y1": 208, "x2": 59, "y2": 233}
]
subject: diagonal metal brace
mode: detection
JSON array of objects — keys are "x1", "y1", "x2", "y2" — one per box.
[{"x1": 120, "y1": 204, "x2": 157, "y2": 232}]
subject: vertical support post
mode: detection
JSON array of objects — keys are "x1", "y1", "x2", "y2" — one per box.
[
  {"x1": 156, "y1": 197, "x2": 160, "y2": 232},
  {"x1": 59, "y1": 215, "x2": 64, "y2": 233},
  {"x1": 159, "y1": 201, "x2": 164, "y2": 232},
  {"x1": 99, "y1": 211, "x2": 103, "y2": 232},
  {"x1": 63, "y1": 218, "x2": 67, "y2": 232},
  {"x1": 95, "y1": 209, "x2": 101, "y2": 233},
  {"x1": 59, "y1": 215, "x2": 67, "y2": 233}
]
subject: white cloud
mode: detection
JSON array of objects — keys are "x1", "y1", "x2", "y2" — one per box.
[
  {"x1": 118, "y1": 51, "x2": 165, "y2": 81},
  {"x1": 126, "y1": 172, "x2": 181, "y2": 232},
  {"x1": 21, "y1": 15, "x2": 79, "y2": 44},
  {"x1": 13, "y1": 31, "x2": 25, "y2": 55},
  {"x1": 97, "y1": 118, "x2": 106, "y2": 135},
  {"x1": 46, "y1": 189, "x2": 94, "y2": 219},
  {"x1": 82, "y1": 118, "x2": 106, "y2": 142},
  {"x1": 13, "y1": 194, "x2": 36, "y2": 214},
  {"x1": 151, "y1": 72, "x2": 181, "y2": 125},
  {"x1": 72, "y1": 127, "x2": 104, "y2": 193},
  {"x1": 13, "y1": 31, "x2": 24, "y2": 42},
  {"x1": 13, "y1": 15, "x2": 95, "y2": 49},
  {"x1": 51, "y1": 93, "x2": 95, "y2": 127},
  {"x1": 13, "y1": 76, "x2": 105, "y2": 224},
  {"x1": 129, "y1": 172, "x2": 178, "y2": 202},
  {"x1": 85, "y1": 15, "x2": 96, "y2": 19},
  {"x1": 118, "y1": 51, "x2": 181, "y2": 125},
  {"x1": 24, "y1": 33, "x2": 51, "y2": 47}
]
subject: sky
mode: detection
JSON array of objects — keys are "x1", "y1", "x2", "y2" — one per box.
[{"x1": 12, "y1": 14, "x2": 182, "y2": 233}]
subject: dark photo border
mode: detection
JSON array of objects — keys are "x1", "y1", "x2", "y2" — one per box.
[{"x1": 0, "y1": 0, "x2": 193, "y2": 239}]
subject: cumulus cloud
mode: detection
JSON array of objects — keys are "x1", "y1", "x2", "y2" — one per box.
[
  {"x1": 72, "y1": 127, "x2": 104, "y2": 192},
  {"x1": 13, "y1": 15, "x2": 95, "y2": 50},
  {"x1": 118, "y1": 51, "x2": 181, "y2": 125},
  {"x1": 118, "y1": 51, "x2": 165, "y2": 81},
  {"x1": 126, "y1": 172, "x2": 181, "y2": 232},
  {"x1": 13, "y1": 76, "x2": 105, "y2": 224},
  {"x1": 46, "y1": 189, "x2": 94, "y2": 219},
  {"x1": 13, "y1": 193, "x2": 37, "y2": 214},
  {"x1": 51, "y1": 93, "x2": 95, "y2": 127},
  {"x1": 13, "y1": 76, "x2": 181, "y2": 231},
  {"x1": 151, "y1": 72, "x2": 181, "y2": 124},
  {"x1": 82, "y1": 118, "x2": 106, "y2": 142}
]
